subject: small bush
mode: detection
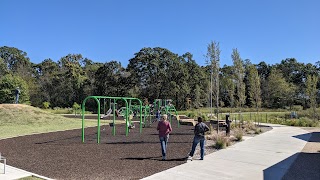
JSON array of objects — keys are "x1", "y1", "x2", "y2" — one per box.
[
  {"x1": 214, "y1": 136, "x2": 227, "y2": 149},
  {"x1": 73, "y1": 102, "x2": 81, "y2": 115},
  {"x1": 291, "y1": 105, "x2": 303, "y2": 111},
  {"x1": 243, "y1": 121, "x2": 255, "y2": 131},
  {"x1": 43, "y1": 102, "x2": 50, "y2": 109},
  {"x1": 254, "y1": 128, "x2": 262, "y2": 134},
  {"x1": 233, "y1": 128, "x2": 243, "y2": 141},
  {"x1": 187, "y1": 112, "x2": 196, "y2": 118},
  {"x1": 208, "y1": 133, "x2": 229, "y2": 149}
]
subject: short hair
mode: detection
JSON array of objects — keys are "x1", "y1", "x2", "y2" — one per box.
[
  {"x1": 162, "y1": 114, "x2": 168, "y2": 120},
  {"x1": 198, "y1": 117, "x2": 203, "y2": 122}
]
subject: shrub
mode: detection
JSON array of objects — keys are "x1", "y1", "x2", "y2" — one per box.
[
  {"x1": 233, "y1": 128, "x2": 243, "y2": 141},
  {"x1": 214, "y1": 135, "x2": 227, "y2": 149},
  {"x1": 254, "y1": 128, "x2": 262, "y2": 134},
  {"x1": 291, "y1": 105, "x2": 303, "y2": 111},
  {"x1": 187, "y1": 112, "x2": 196, "y2": 118},
  {"x1": 43, "y1": 102, "x2": 50, "y2": 109},
  {"x1": 243, "y1": 121, "x2": 255, "y2": 131},
  {"x1": 73, "y1": 102, "x2": 81, "y2": 115},
  {"x1": 207, "y1": 132, "x2": 229, "y2": 149}
]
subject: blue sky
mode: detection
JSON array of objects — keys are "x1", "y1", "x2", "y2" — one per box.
[{"x1": 1, "y1": 0, "x2": 319, "y2": 67}]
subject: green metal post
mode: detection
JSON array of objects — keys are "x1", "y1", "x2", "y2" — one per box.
[
  {"x1": 82, "y1": 96, "x2": 100, "y2": 143},
  {"x1": 143, "y1": 106, "x2": 147, "y2": 126},
  {"x1": 139, "y1": 103, "x2": 142, "y2": 133},
  {"x1": 125, "y1": 99, "x2": 129, "y2": 136},
  {"x1": 112, "y1": 99, "x2": 116, "y2": 136},
  {"x1": 81, "y1": 101, "x2": 85, "y2": 143},
  {"x1": 97, "y1": 101, "x2": 101, "y2": 143},
  {"x1": 103, "y1": 99, "x2": 106, "y2": 115}
]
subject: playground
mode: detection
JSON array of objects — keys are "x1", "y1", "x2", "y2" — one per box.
[
  {"x1": 0, "y1": 119, "x2": 194, "y2": 179},
  {"x1": 1, "y1": 101, "x2": 319, "y2": 179}
]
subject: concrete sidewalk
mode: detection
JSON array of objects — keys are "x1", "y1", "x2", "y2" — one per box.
[
  {"x1": 0, "y1": 163, "x2": 53, "y2": 180},
  {"x1": 143, "y1": 124, "x2": 312, "y2": 180}
]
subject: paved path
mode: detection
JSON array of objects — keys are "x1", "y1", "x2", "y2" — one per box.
[
  {"x1": 0, "y1": 163, "x2": 52, "y2": 180},
  {"x1": 143, "y1": 124, "x2": 312, "y2": 180}
]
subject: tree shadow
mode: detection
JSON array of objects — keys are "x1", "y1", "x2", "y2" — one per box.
[
  {"x1": 122, "y1": 156, "x2": 187, "y2": 162},
  {"x1": 263, "y1": 153, "x2": 299, "y2": 180},
  {"x1": 105, "y1": 141, "x2": 191, "y2": 145},
  {"x1": 293, "y1": 132, "x2": 319, "y2": 142},
  {"x1": 149, "y1": 132, "x2": 193, "y2": 136},
  {"x1": 264, "y1": 131, "x2": 320, "y2": 180},
  {"x1": 263, "y1": 152, "x2": 320, "y2": 180},
  {"x1": 34, "y1": 135, "x2": 83, "y2": 145}
]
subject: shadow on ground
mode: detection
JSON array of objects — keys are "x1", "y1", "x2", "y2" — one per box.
[{"x1": 264, "y1": 131, "x2": 320, "y2": 180}]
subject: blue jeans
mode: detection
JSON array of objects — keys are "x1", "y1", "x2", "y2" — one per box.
[
  {"x1": 159, "y1": 135, "x2": 169, "y2": 159},
  {"x1": 15, "y1": 94, "x2": 19, "y2": 104},
  {"x1": 189, "y1": 135, "x2": 205, "y2": 159}
]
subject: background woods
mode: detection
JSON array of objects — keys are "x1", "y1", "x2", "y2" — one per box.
[{"x1": 0, "y1": 46, "x2": 319, "y2": 112}]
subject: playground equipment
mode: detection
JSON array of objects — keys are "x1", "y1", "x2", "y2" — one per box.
[
  {"x1": 152, "y1": 99, "x2": 180, "y2": 128},
  {"x1": 82, "y1": 96, "x2": 143, "y2": 143}
]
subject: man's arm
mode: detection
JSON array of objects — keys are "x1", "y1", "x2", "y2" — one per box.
[
  {"x1": 168, "y1": 122, "x2": 172, "y2": 132},
  {"x1": 204, "y1": 124, "x2": 210, "y2": 132}
]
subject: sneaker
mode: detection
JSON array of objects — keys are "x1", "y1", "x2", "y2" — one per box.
[
  {"x1": 187, "y1": 156, "x2": 193, "y2": 161},
  {"x1": 162, "y1": 156, "x2": 166, "y2": 161},
  {"x1": 200, "y1": 158, "x2": 204, "y2": 160}
]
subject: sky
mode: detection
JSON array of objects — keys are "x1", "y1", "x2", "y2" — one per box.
[{"x1": 1, "y1": 0, "x2": 319, "y2": 67}]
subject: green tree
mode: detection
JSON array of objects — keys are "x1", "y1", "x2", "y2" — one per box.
[
  {"x1": 0, "y1": 46, "x2": 37, "y2": 105},
  {"x1": 267, "y1": 68, "x2": 296, "y2": 108},
  {"x1": 220, "y1": 65, "x2": 235, "y2": 109},
  {"x1": 247, "y1": 64, "x2": 262, "y2": 115},
  {"x1": 181, "y1": 52, "x2": 207, "y2": 109},
  {"x1": 128, "y1": 47, "x2": 180, "y2": 100},
  {"x1": 0, "y1": 57, "x2": 9, "y2": 76},
  {"x1": 53, "y1": 54, "x2": 88, "y2": 107},
  {"x1": 232, "y1": 49, "x2": 246, "y2": 114},
  {"x1": 256, "y1": 61, "x2": 271, "y2": 107},
  {"x1": 82, "y1": 58, "x2": 103, "y2": 97},
  {"x1": 33, "y1": 59, "x2": 60, "y2": 107},
  {"x1": 94, "y1": 61, "x2": 128, "y2": 97},
  {"x1": 206, "y1": 41, "x2": 220, "y2": 132},
  {"x1": 0, "y1": 74, "x2": 29, "y2": 103},
  {"x1": 306, "y1": 74, "x2": 318, "y2": 121}
]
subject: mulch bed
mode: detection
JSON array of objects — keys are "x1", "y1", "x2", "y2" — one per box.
[
  {"x1": 0, "y1": 120, "x2": 195, "y2": 180},
  {"x1": 0, "y1": 120, "x2": 272, "y2": 180}
]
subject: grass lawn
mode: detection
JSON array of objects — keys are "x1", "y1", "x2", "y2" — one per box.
[
  {"x1": 178, "y1": 107, "x2": 319, "y2": 127},
  {"x1": 0, "y1": 104, "x2": 104, "y2": 139}
]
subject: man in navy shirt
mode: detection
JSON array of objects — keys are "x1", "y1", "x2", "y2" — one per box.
[{"x1": 188, "y1": 117, "x2": 210, "y2": 160}]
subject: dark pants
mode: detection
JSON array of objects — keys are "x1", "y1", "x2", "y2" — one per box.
[
  {"x1": 15, "y1": 94, "x2": 19, "y2": 104},
  {"x1": 159, "y1": 135, "x2": 169, "y2": 159},
  {"x1": 189, "y1": 135, "x2": 205, "y2": 159}
]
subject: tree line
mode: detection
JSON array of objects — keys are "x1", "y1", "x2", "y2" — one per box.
[{"x1": 0, "y1": 45, "x2": 319, "y2": 112}]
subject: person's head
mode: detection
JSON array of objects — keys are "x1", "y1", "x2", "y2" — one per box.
[
  {"x1": 161, "y1": 114, "x2": 168, "y2": 121},
  {"x1": 198, "y1": 117, "x2": 203, "y2": 122}
]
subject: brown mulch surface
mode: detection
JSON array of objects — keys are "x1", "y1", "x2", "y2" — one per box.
[
  {"x1": 0, "y1": 120, "x2": 194, "y2": 180},
  {"x1": 282, "y1": 127, "x2": 320, "y2": 180},
  {"x1": 0, "y1": 119, "x2": 273, "y2": 180}
]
